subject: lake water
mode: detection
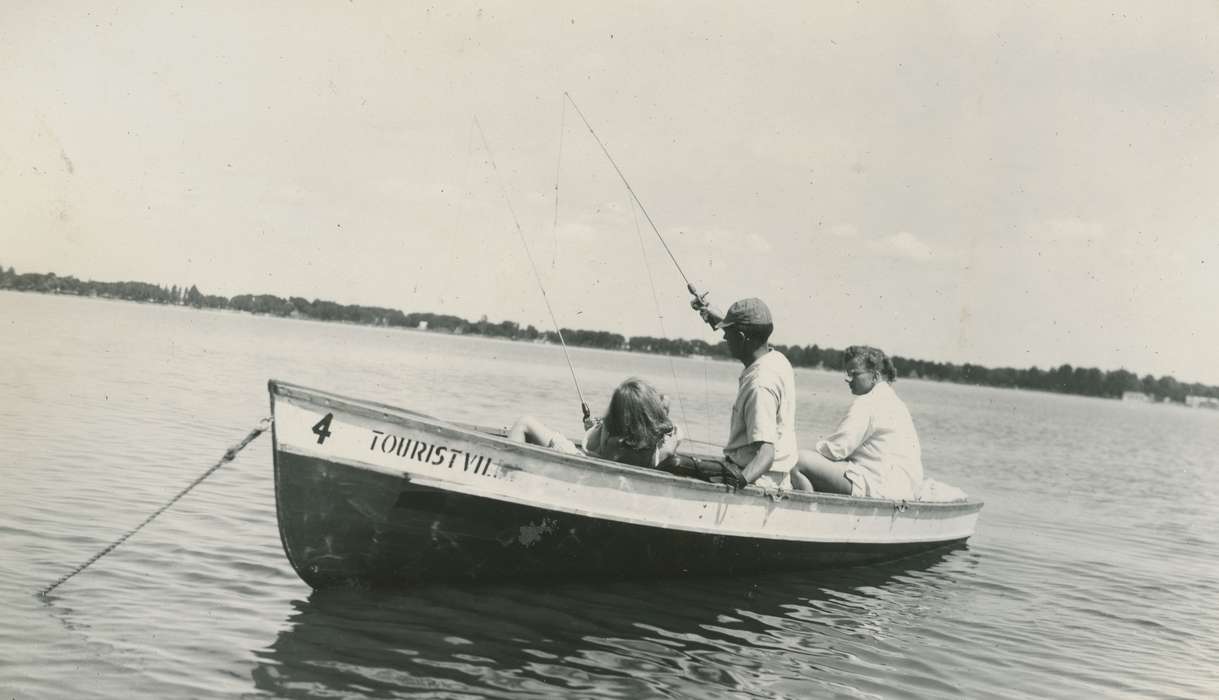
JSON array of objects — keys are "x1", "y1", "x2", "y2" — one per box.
[{"x1": 2, "y1": 290, "x2": 1217, "y2": 699}]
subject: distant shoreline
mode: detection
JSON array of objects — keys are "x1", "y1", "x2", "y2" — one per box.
[{"x1": 2, "y1": 266, "x2": 1216, "y2": 406}]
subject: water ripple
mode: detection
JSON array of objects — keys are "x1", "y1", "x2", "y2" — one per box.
[{"x1": 5, "y1": 294, "x2": 1219, "y2": 698}]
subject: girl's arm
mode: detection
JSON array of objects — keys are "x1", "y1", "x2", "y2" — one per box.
[
  {"x1": 655, "y1": 425, "x2": 683, "y2": 465},
  {"x1": 814, "y1": 399, "x2": 874, "y2": 460},
  {"x1": 583, "y1": 421, "x2": 605, "y2": 456}
]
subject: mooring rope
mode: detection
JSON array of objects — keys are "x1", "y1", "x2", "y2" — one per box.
[{"x1": 38, "y1": 417, "x2": 273, "y2": 598}]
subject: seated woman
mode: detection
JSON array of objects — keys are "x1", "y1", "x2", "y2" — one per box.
[
  {"x1": 791, "y1": 345, "x2": 923, "y2": 499},
  {"x1": 508, "y1": 377, "x2": 682, "y2": 469}
]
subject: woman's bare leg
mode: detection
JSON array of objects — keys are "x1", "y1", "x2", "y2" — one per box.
[
  {"x1": 789, "y1": 468, "x2": 814, "y2": 491},
  {"x1": 507, "y1": 416, "x2": 553, "y2": 446},
  {"x1": 793, "y1": 449, "x2": 854, "y2": 494}
]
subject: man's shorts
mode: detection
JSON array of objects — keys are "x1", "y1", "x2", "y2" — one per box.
[{"x1": 752, "y1": 469, "x2": 792, "y2": 491}]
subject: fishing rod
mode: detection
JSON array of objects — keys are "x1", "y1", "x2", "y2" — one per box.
[
  {"x1": 473, "y1": 116, "x2": 592, "y2": 427},
  {"x1": 562, "y1": 92, "x2": 705, "y2": 305}
]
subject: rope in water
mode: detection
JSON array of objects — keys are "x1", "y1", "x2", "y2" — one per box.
[
  {"x1": 473, "y1": 116, "x2": 591, "y2": 422},
  {"x1": 38, "y1": 417, "x2": 272, "y2": 598}
]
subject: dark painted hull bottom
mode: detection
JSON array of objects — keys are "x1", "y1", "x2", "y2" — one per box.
[{"x1": 276, "y1": 452, "x2": 966, "y2": 588}]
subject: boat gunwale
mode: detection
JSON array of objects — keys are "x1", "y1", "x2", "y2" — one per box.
[{"x1": 268, "y1": 378, "x2": 984, "y2": 515}]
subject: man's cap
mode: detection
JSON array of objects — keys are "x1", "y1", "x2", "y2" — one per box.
[{"x1": 716, "y1": 297, "x2": 772, "y2": 329}]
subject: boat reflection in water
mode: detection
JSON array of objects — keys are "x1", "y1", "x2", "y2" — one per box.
[{"x1": 250, "y1": 547, "x2": 977, "y2": 698}]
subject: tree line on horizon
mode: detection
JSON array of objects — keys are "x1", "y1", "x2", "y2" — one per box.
[{"x1": 4, "y1": 264, "x2": 1216, "y2": 404}]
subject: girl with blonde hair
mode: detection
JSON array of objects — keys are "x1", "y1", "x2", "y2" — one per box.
[{"x1": 508, "y1": 377, "x2": 682, "y2": 469}]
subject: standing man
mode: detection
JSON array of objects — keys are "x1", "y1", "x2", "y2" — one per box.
[{"x1": 691, "y1": 292, "x2": 799, "y2": 490}]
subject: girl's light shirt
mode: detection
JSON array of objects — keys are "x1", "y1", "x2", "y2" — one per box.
[{"x1": 815, "y1": 382, "x2": 923, "y2": 499}]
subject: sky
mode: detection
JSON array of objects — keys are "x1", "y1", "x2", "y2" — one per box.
[{"x1": 2, "y1": 2, "x2": 1217, "y2": 384}]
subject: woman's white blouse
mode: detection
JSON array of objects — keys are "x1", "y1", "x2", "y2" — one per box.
[{"x1": 814, "y1": 382, "x2": 923, "y2": 499}]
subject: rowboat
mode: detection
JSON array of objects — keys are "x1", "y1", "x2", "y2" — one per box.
[{"x1": 269, "y1": 380, "x2": 983, "y2": 588}]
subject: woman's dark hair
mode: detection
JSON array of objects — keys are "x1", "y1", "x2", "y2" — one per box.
[
  {"x1": 843, "y1": 345, "x2": 897, "y2": 382},
  {"x1": 602, "y1": 377, "x2": 674, "y2": 450}
]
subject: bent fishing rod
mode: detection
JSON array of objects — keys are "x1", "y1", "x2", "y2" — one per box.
[
  {"x1": 473, "y1": 116, "x2": 593, "y2": 427},
  {"x1": 562, "y1": 92, "x2": 707, "y2": 306}
]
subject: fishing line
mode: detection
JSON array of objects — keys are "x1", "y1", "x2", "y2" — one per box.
[
  {"x1": 550, "y1": 96, "x2": 566, "y2": 269},
  {"x1": 451, "y1": 117, "x2": 479, "y2": 267},
  {"x1": 563, "y1": 92, "x2": 697, "y2": 294},
  {"x1": 563, "y1": 92, "x2": 719, "y2": 440},
  {"x1": 435, "y1": 116, "x2": 481, "y2": 387},
  {"x1": 473, "y1": 116, "x2": 591, "y2": 424},
  {"x1": 628, "y1": 195, "x2": 690, "y2": 435}
]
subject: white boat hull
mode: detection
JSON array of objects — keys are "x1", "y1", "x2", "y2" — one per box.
[{"x1": 269, "y1": 380, "x2": 982, "y2": 587}]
